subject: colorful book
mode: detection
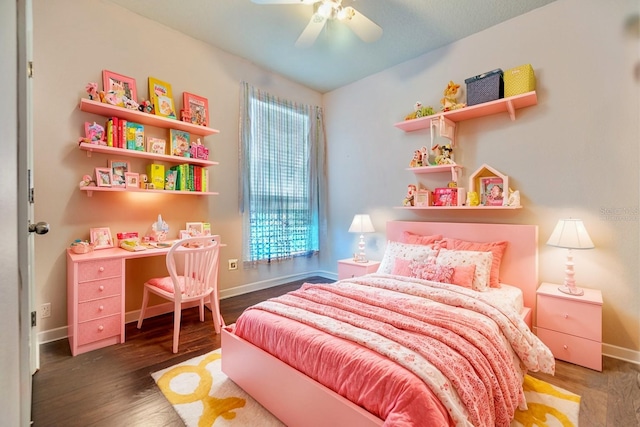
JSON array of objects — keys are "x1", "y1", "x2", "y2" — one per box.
[
  {"x1": 106, "y1": 118, "x2": 113, "y2": 147},
  {"x1": 119, "y1": 119, "x2": 127, "y2": 149},
  {"x1": 164, "y1": 170, "x2": 177, "y2": 191},
  {"x1": 126, "y1": 122, "x2": 145, "y2": 151},
  {"x1": 170, "y1": 129, "x2": 190, "y2": 157},
  {"x1": 112, "y1": 117, "x2": 120, "y2": 148}
]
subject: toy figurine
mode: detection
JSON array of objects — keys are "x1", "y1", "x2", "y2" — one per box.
[
  {"x1": 123, "y1": 96, "x2": 139, "y2": 110},
  {"x1": 138, "y1": 99, "x2": 153, "y2": 114},
  {"x1": 85, "y1": 82, "x2": 98, "y2": 100},
  {"x1": 405, "y1": 102, "x2": 435, "y2": 120},
  {"x1": 403, "y1": 184, "x2": 417, "y2": 206},
  {"x1": 434, "y1": 144, "x2": 455, "y2": 165},
  {"x1": 507, "y1": 189, "x2": 521, "y2": 207},
  {"x1": 466, "y1": 191, "x2": 480, "y2": 206},
  {"x1": 440, "y1": 81, "x2": 466, "y2": 112}
]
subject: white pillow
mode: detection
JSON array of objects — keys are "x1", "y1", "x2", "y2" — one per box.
[
  {"x1": 378, "y1": 241, "x2": 438, "y2": 274},
  {"x1": 434, "y1": 248, "x2": 493, "y2": 291}
]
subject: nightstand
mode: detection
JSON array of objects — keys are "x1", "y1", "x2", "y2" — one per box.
[
  {"x1": 536, "y1": 282, "x2": 603, "y2": 371},
  {"x1": 337, "y1": 258, "x2": 380, "y2": 280}
]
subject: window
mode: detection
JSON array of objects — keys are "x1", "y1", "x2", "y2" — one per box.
[{"x1": 239, "y1": 83, "x2": 326, "y2": 264}]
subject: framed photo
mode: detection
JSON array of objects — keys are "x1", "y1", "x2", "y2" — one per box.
[
  {"x1": 102, "y1": 70, "x2": 137, "y2": 108},
  {"x1": 414, "y1": 190, "x2": 431, "y2": 207},
  {"x1": 95, "y1": 167, "x2": 112, "y2": 187},
  {"x1": 90, "y1": 227, "x2": 114, "y2": 250},
  {"x1": 186, "y1": 222, "x2": 203, "y2": 236},
  {"x1": 480, "y1": 177, "x2": 505, "y2": 206},
  {"x1": 125, "y1": 172, "x2": 139, "y2": 188},
  {"x1": 148, "y1": 77, "x2": 176, "y2": 119},
  {"x1": 183, "y1": 92, "x2": 209, "y2": 127},
  {"x1": 109, "y1": 160, "x2": 130, "y2": 188},
  {"x1": 179, "y1": 230, "x2": 190, "y2": 240},
  {"x1": 147, "y1": 137, "x2": 166, "y2": 154}
]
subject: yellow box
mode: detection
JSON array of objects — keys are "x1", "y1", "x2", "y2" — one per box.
[
  {"x1": 146, "y1": 164, "x2": 165, "y2": 190},
  {"x1": 503, "y1": 64, "x2": 536, "y2": 97}
]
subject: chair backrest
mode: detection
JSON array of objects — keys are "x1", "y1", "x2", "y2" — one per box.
[{"x1": 166, "y1": 235, "x2": 221, "y2": 299}]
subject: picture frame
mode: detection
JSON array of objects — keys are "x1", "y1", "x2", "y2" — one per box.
[
  {"x1": 433, "y1": 187, "x2": 458, "y2": 206},
  {"x1": 146, "y1": 137, "x2": 166, "y2": 155},
  {"x1": 102, "y1": 70, "x2": 137, "y2": 108},
  {"x1": 414, "y1": 190, "x2": 431, "y2": 207},
  {"x1": 95, "y1": 167, "x2": 113, "y2": 187},
  {"x1": 125, "y1": 172, "x2": 139, "y2": 188},
  {"x1": 179, "y1": 230, "x2": 190, "y2": 240},
  {"x1": 90, "y1": 227, "x2": 114, "y2": 250},
  {"x1": 182, "y1": 92, "x2": 209, "y2": 127},
  {"x1": 186, "y1": 222, "x2": 203, "y2": 236},
  {"x1": 109, "y1": 160, "x2": 130, "y2": 188},
  {"x1": 480, "y1": 177, "x2": 505, "y2": 206},
  {"x1": 148, "y1": 77, "x2": 176, "y2": 119}
]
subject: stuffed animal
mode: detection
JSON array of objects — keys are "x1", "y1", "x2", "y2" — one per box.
[
  {"x1": 440, "y1": 81, "x2": 466, "y2": 112},
  {"x1": 403, "y1": 184, "x2": 417, "y2": 206},
  {"x1": 405, "y1": 101, "x2": 435, "y2": 120},
  {"x1": 435, "y1": 144, "x2": 455, "y2": 165}
]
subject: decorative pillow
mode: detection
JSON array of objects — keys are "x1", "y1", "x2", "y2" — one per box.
[
  {"x1": 407, "y1": 259, "x2": 475, "y2": 288},
  {"x1": 401, "y1": 231, "x2": 443, "y2": 246},
  {"x1": 434, "y1": 248, "x2": 493, "y2": 291},
  {"x1": 450, "y1": 264, "x2": 476, "y2": 289},
  {"x1": 378, "y1": 241, "x2": 438, "y2": 274},
  {"x1": 391, "y1": 257, "x2": 413, "y2": 277},
  {"x1": 440, "y1": 238, "x2": 508, "y2": 288}
]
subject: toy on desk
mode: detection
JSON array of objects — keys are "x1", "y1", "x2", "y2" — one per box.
[
  {"x1": 120, "y1": 238, "x2": 147, "y2": 252},
  {"x1": 70, "y1": 239, "x2": 95, "y2": 254},
  {"x1": 148, "y1": 214, "x2": 169, "y2": 242}
]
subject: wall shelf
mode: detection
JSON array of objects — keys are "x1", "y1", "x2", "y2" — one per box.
[
  {"x1": 395, "y1": 205, "x2": 522, "y2": 210},
  {"x1": 78, "y1": 142, "x2": 219, "y2": 167},
  {"x1": 406, "y1": 165, "x2": 462, "y2": 174},
  {"x1": 80, "y1": 98, "x2": 220, "y2": 136},
  {"x1": 80, "y1": 186, "x2": 218, "y2": 197},
  {"x1": 394, "y1": 91, "x2": 537, "y2": 132}
]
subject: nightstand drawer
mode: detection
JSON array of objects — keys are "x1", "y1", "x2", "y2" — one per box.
[
  {"x1": 537, "y1": 294, "x2": 601, "y2": 341},
  {"x1": 537, "y1": 328, "x2": 602, "y2": 371},
  {"x1": 338, "y1": 260, "x2": 380, "y2": 280},
  {"x1": 78, "y1": 295, "x2": 121, "y2": 322},
  {"x1": 77, "y1": 259, "x2": 122, "y2": 282},
  {"x1": 77, "y1": 314, "x2": 122, "y2": 346}
]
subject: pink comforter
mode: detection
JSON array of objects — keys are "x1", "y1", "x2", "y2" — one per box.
[{"x1": 233, "y1": 274, "x2": 555, "y2": 427}]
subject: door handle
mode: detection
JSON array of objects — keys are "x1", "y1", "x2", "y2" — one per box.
[{"x1": 28, "y1": 221, "x2": 49, "y2": 235}]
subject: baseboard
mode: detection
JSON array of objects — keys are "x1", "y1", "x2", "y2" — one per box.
[
  {"x1": 603, "y1": 343, "x2": 640, "y2": 365},
  {"x1": 38, "y1": 270, "x2": 337, "y2": 345}
]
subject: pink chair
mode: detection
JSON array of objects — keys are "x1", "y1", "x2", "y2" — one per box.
[{"x1": 137, "y1": 235, "x2": 224, "y2": 353}]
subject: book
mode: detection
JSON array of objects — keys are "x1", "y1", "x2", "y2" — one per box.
[
  {"x1": 147, "y1": 137, "x2": 166, "y2": 155},
  {"x1": 164, "y1": 169, "x2": 177, "y2": 191},
  {"x1": 119, "y1": 119, "x2": 127, "y2": 149},
  {"x1": 148, "y1": 77, "x2": 176, "y2": 119},
  {"x1": 126, "y1": 122, "x2": 144, "y2": 151},
  {"x1": 170, "y1": 129, "x2": 190, "y2": 157},
  {"x1": 106, "y1": 118, "x2": 113, "y2": 147}
]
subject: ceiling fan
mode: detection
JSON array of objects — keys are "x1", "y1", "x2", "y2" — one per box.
[{"x1": 252, "y1": 0, "x2": 383, "y2": 48}]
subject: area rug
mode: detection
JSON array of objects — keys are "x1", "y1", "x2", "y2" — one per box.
[{"x1": 153, "y1": 349, "x2": 580, "y2": 427}]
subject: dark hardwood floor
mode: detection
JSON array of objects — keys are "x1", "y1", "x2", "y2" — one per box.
[{"x1": 32, "y1": 276, "x2": 639, "y2": 426}]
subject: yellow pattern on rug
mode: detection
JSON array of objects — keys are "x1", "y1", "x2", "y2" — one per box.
[
  {"x1": 154, "y1": 350, "x2": 580, "y2": 427},
  {"x1": 511, "y1": 375, "x2": 581, "y2": 427}
]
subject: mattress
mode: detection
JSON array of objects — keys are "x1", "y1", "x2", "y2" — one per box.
[{"x1": 232, "y1": 274, "x2": 555, "y2": 427}]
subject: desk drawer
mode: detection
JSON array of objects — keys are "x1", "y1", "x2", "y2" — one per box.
[
  {"x1": 78, "y1": 277, "x2": 122, "y2": 302},
  {"x1": 537, "y1": 294, "x2": 601, "y2": 341},
  {"x1": 78, "y1": 259, "x2": 122, "y2": 282},
  {"x1": 78, "y1": 295, "x2": 121, "y2": 322},
  {"x1": 77, "y1": 314, "x2": 121, "y2": 346},
  {"x1": 537, "y1": 328, "x2": 602, "y2": 371}
]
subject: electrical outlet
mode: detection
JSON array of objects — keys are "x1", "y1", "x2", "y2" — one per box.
[
  {"x1": 41, "y1": 303, "x2": 51, "y2": 318},
  {"x1": 228, "y1": 259, "x2": 238, "y2": 270}
]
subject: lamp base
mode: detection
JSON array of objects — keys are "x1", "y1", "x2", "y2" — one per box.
[
  {"x1": 558, "y1": 284, "x2": 584, "y2": 296},
  {"x1": 353, "y1": 254, "x2": 369, "y2": 263}
]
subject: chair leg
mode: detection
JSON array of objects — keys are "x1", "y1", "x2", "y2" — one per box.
[
  {"x1": 209, "y1": 294, "x2": 225, "y2": 334},
  {"x1": 199, "y1": 298, "x2": 205, "y2": 322},
  {"x1": 172, "y1": 301, "x2": 182, "y2": 353},
  {"x1": 137, "y1": 287, "x2": 150, "y2": 329}
]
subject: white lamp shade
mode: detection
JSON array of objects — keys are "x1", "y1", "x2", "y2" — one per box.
[
  {"x1": 546, "y1": 219, "x2": 594, "y2": 249},
  {"x1": 348, "y1": 214, "x2": 375, "y2": 233}
]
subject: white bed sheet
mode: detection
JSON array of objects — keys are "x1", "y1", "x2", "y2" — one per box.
[{"x1": 486, "y1": 283, "x2": 524, "y2": 314}]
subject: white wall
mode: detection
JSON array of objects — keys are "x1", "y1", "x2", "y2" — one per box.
[
  {"x1": 324, "y1": 0, "x2": 640, "y2": 359},
  {"x1": 32, "y1": 0, "x2": 324, "y2": 338}
]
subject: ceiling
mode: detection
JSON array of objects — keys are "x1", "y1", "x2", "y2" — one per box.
[{"x1": 105, "y1": 0, "x2": 557, "y2": 93}]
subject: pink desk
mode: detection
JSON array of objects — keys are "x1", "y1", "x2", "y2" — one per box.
[{"x1": 66, "y1": 246, "x2": 173, "y2": 356}]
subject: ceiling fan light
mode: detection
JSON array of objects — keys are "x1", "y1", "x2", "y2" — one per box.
[
  {"x1": 317, "y1": 2, "x2": 334, "y2": 19},
  {"x1": 337, "y1": 6, "x2": 355, "y2": 21}
]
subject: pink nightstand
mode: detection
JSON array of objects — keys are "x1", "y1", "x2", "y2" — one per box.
[
  {"x1": 536, "y1": 282, "x2": 603, "y2": 371},
  {"x1": 337, "y1": 258, "x2": 380, "y2": 280}
]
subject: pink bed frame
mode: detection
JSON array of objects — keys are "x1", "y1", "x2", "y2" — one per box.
[{"x1": 222, "y1": 221, "x2": 539, "y2": 426}]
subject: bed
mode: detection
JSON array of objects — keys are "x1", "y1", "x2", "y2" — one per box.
[{"x1": 221, "y1": 221, "x2": 554, "y2": 426}]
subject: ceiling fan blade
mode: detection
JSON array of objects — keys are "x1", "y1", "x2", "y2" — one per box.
[
  {"x1": 341, "y1": 7, "x2": 383, "y2": 43},
  {"x1": 251, "y1": 0, "x2": 315, "y2": 4},
  {"x1": 295, "y1": 13, "x2": 327, "y2": 48}
]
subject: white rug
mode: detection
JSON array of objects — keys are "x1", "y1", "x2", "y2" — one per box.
[
  {"x1": 154, "y1": 349, "x2": 580, "y2": 427},
  {"x1": 152, "y1": 349, "x2": 284, "y2": 426}
]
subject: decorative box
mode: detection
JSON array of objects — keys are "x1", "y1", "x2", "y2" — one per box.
[
  {"x1": 464, "y1": 69, "x2": 504, "y2": 106},
  {"x1": 503, "y1": 64, "x2": 536, "y2": 97},
  {"x1": 433, "y1": 187, "x2": 466, "y2": 206},
  {"x1": 146, "y1": 163, "x2": 165, "y2": 190}
]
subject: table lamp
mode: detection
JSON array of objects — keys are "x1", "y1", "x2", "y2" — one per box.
[
  {"x1": 546, "y1": 218, "x2": 594, "y2": 296},
  {"x1": 348, "y1": 214, "x2": 375, "y2": 263}
]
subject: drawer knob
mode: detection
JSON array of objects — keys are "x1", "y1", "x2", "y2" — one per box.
[
  {"x1": 564, "y1": 313, "x2": 569, "y2": 319},
  {"x1": 98, "y1": 325, "x2": 104, "y2": 331},
  {"x1": 563, "y1": 344, "x2": 568, "y2": 350},
  {"x1": 99, "y1": 267, "x2": 105, "y2": 272},
  {"x1": 98, "y1": 305, "x2": 104, "y2": 311},
  {"x1": 98, "y1": 285, "x2": 104, "y2": 291}
]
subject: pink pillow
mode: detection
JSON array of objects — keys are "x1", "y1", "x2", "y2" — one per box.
[
  {"x1": 391, "y1": 257, "x2": 414, "y2": 277},
  {"x1": 147, "y1": 276, "x2": 185, "y2": 294},
  {"x1": 402, "y1": 231, "x2": 443, "y2": 246},
  {"x1": 440, "y1": 238, "x2": 507, "y2": 288},
  {"x1": 450, "y1": 264, "x2": 475, "y2": 289}
]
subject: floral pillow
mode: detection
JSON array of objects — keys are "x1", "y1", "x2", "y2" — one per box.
[
  {"x1": 378, "y1": 241, "x2": 438, "y2": 274},
  {"x1": 433, "y1": 248, "x2": 493, "y2": 291},
  {"x1": 410, "y1": 261, "x2": 455, "y2": 283}
]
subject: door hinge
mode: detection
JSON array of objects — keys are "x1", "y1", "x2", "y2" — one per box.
[
  {"x1": 28, "y1": 61, "x2": 33, "y2": 78},
  {"x1": 31, "y1": 311, "x2": 36, "y2": 327}
]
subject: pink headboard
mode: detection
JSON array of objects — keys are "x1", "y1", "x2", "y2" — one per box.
[{"x1": 386, "y1": 221, "x2": 539, "y2": 311}]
